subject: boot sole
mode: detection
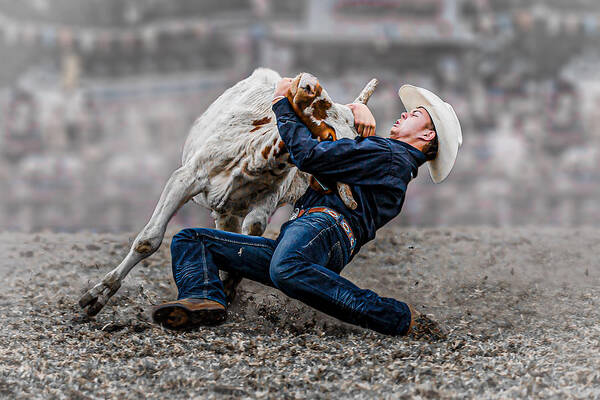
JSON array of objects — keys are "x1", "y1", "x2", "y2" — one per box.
[{"x1": 152, "y1": 304, "x2": 227, "y2": 330}]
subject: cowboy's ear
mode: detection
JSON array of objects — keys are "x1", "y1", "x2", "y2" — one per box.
[{"x1": 420, "y1": 129, "x2": 436, "y2": 142}]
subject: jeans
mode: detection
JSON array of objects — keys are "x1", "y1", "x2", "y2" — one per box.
[{"x1": 169, "y1": 212, "x2": 411, "y2": 335}]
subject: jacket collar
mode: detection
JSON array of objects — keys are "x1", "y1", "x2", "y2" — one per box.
[
  {"x1": 355, "y1": 135, "x2": 427, "y2": 178},
  {"x1": 396, "y1": 140, "x2": 427, "y2": 167}
]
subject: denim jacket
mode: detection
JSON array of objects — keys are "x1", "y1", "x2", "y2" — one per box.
[{"x1": 273, "y1": 98, "x2": 426, "y2": 259}]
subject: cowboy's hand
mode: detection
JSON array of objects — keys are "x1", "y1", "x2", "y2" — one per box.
[
  {"x1": 273, "y1": 77, "x2": 293, "y2": 103},
  {"x1": 347, "y1": 103, "x2": 376, "y2": 137}
]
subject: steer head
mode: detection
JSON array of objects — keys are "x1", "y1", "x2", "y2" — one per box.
[
  {"x1": 285, "y1": 72, "x2": 367, "y2": 143},
  {"x1": 284, "y1": 72, "x2": 379, "y2": 210}
]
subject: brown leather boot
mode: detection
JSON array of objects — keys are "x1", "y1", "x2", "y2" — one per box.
[{"x1": 152, "y1": 298, "x2": 227, "y2": 330}]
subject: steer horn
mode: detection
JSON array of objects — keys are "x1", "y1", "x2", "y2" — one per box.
[
  {"x1": 354, "y1": 78, "x2": 379, "y2": 105},
  {"x1": 334, "y1": 78, "x2": 380, "y2": 211}
]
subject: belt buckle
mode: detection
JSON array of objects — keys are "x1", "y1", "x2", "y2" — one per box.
[{"x1": 290, "y1": 207, "x2": 300, "y2": 220}]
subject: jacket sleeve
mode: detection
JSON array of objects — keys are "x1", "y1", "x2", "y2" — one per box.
[{"x1": 273, "y1": 98, "x2": 399, "y2": 186}]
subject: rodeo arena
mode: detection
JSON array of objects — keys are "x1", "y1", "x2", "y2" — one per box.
[{"x1": 1, "y1": 0, "x2": 600, "y2": 398}]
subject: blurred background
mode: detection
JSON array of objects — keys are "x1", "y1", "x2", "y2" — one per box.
[{"x1": 1, "y1": 0, "x2": 599, "y2": 233}]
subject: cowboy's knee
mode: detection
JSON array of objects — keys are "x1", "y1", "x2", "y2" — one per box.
[
  {"x1": 170, "y1": 228, "x2": 211, "y2": 251},
  {"x1": 171, "y1": 228, "x2": 195, "y2": 244},
  {"x1": 269, "y1": 253, "x2": 303, "y2": 292}
]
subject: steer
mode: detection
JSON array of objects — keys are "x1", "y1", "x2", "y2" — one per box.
[{"x1": 79, "y1": 68, "x2": 378, "y2": 316}]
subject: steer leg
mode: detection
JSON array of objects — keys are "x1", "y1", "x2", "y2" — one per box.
[
  {"x1": 213, "y1": 213, "x2": 244, "y2": 305},
  {"x1": 241, "y1": 207, "x2": 270, "y2": 236},
  {"x1": 79, "y1": 165, "x2": 205, "y2": 316}
]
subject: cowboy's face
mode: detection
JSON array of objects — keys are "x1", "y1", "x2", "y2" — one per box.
[{"x1": 389, "y1": 106, "x2": 434, "y2": 142}]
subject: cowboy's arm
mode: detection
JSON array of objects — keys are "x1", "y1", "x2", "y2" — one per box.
[
  {"x1": 273, "y1": 98, "x2": 395, "y2": 186},
  {"x1": 346, "y1": 103, "x2": 376, "y2": 137}
]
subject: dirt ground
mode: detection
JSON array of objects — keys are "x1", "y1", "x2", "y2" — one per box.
[{"x1": 1, "y1": 226, "x2": 599, "y2": 399}]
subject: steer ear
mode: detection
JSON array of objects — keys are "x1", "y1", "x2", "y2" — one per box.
[{"x1": 353, "y1": 79, "x2": 379, "y2": 105}]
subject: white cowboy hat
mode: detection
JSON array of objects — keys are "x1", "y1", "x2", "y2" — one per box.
[{"x1": 398, "y1": 85, "x2": 463, "y2": 184}]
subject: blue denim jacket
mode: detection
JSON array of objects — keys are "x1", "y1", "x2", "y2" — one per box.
[{"x1": 273, "y1": 98, "x2": 427, "y2": 259}]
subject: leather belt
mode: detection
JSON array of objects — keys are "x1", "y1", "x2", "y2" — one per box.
[{"x1": 289, "y1": 206, "x2": 356, "y2": 253}]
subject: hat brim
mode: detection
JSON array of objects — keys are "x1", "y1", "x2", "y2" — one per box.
[{"x1": 398, "y1": 85, "x2": 462, "y2": 184}]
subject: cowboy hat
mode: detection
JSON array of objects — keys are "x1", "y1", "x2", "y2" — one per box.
[{"x1": 398, "y1": 85, "x2": 463, "y2": 184}]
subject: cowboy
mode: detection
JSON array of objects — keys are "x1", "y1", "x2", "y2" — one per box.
[{"x1": 152, "y1": 78, "x2": 462, "y2": 336}]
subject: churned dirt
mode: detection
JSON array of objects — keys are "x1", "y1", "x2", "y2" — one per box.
[{"x1": 1, "y1": 226, "x2": 599, "y2": 399}]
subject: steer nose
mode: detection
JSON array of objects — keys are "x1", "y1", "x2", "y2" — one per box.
[{"x1": 302, "y1": 83, "x2": 315, "y2": 94}]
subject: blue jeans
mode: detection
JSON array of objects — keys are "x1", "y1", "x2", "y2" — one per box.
[{"x1": 170, "y1": 212, "x2": 411, "y2": 335}]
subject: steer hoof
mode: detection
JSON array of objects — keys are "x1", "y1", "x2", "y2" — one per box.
[
  {"x1": 221, "y1": 272, "x2": 242, "y2": 306},
  {"x1": 79, "y1": 278, "x2": 122, "y2": 316},
  {"x1": 246, "y1": 221, "x2": 265, "y2": 236}
]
